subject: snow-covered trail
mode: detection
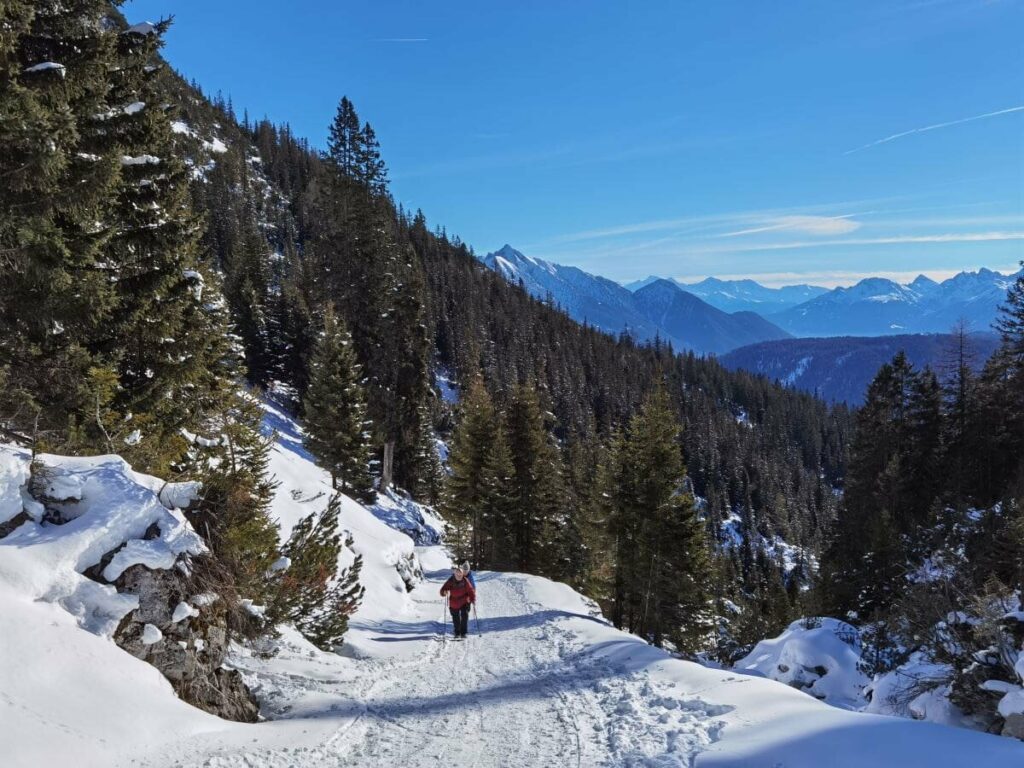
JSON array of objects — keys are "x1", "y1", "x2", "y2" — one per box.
[
  {"x1": 157, "y1": 555, "x2": 721, "y2": 768},
  {"x1": 143, "y1": 547, "x2": 1024, "y2": 768}
]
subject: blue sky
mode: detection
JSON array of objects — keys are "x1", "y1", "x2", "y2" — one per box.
[{"x1": 129, "y1": 0, "x2": 1023, "y2": 287}]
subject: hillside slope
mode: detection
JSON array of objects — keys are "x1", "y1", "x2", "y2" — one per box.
[
  {"x1": 4, "y1": 410, "x2": 1022, "y2": 767},
  {"x1": 721, "y1": 333, "x2": 1001, "y2": 404}
]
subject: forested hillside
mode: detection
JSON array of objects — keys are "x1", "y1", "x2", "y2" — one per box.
[
  {"x1": 156, "y1": 69, "x2": 859, "y2": 653},
  {"x1": 3, "y1": 1, "x2": 1024, "y2": 750},
  {"x1": 721, "y1": 332, "x2": 1001, "y2": 405}
]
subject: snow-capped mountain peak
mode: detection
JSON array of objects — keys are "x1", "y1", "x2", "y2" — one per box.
[
  {"x1": 480, "y1": 247, "x2": 789, "y2": 354},
  {"x1": 772, "y1": 267, "x2": 1020, "y2": 336}
]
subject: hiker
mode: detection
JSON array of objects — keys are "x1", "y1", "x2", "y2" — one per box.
[
  {"x1": 440, "y1": 565, "x2": 476, "y2": 639},
  {"x1": 461, "y1": 561, "x2": 476, "y2": 589}
]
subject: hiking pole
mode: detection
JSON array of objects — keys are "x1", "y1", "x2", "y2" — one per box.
[
  {"x1": 442, "y1": 594, "x2": 447, "y2": 644},
  {"x1": 473, "y1": 601, "x2": 480, "y2": 635}
]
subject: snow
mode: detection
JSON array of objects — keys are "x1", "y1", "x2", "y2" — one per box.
[
  {"x1": 126, "y1": 22, "x2": 158, "y2": 35},
  {"x1": 2, "y1": 409, "x2": 1023, "y2": 766},
  {"x1": 23, "y1": 62, "x2": 66, "y2": 76},
  {"x1": 171, "y1": 120, "x2": 194, "y2": 136},
  {"x1": 0, "y1": 445, "x2": 205, "y2": 637},
  {"x1": 719, "y1": 511, "x2": 814, "y2": 576},
  {"x1": 263, "y1": 403, "x2": 422, "y2": 651},
  {"x1": 369, "y1": 488, "x2": 444, "y2": 545},
  {"x1": 783, "y1": 355, "x2": 812, "y2": 387},
  {"x1": 736, "y1": 618, "x2": 868, "y2": 710},
  {"x1": 171, "y1": 601, "x2": 199, "y2": 623},
  {"x1": 0, "y1": 445, "x2": 219, "y2": 767},
  {"x1": 434, "y1": 368, "x2": 459, "y2": 404},
  {"x1": 205, "y1": 137, "x2": 228, "y2": 154},
  {"x1": 141, "y1": 623, "x2": 163, "y2": 645},
  {"x1": 121, "y1": 154, "x2": 161, "y2": 166}
]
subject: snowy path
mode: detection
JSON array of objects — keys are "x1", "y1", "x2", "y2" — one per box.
[{"x1": 155, "y1": 559, "x2": 723, "y2": 768}]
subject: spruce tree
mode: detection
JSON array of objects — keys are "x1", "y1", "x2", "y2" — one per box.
[
  {"x1": 303, "y1": 307, "x2": 375, "y2": 502},
  {"x1": 443, "y1": 378, "x2": 498, "y2": 564},
  {"x1": 0, "y1": 0, "x2": 120, "y2": 442},
  {"x1": 269, "y1": 495, "x2": 366, "y2": 650},
  {"x1": 478, "y1": 418, "x2": 517, "y2": 568},
  {"x1": 609, "y1": 387, "x2": 712, "y2": 651},
  {"x1": 505, "y1": 383, "x2": 552, "y2": 571}
]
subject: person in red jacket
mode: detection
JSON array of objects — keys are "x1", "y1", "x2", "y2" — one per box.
[{"x1": 440, "y1": 565, "x2": 476, "y2": 639}]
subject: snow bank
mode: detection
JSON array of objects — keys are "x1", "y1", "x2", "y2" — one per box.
[
  {"x1": 863, "y1": 653, "x2": 977, "y2": 729},
  {"x1": 0, "y1": 445, "x2": 205, "y2": 636},
  {"x1": 515, "y1": 573, "x2": 1024, "y2": 768},
  {"x1": 0, "y1": 445, "x2": 221, "y2": 767},
  {"x1": 735, "y1": 618, "x2": 868, "y2": 709}
]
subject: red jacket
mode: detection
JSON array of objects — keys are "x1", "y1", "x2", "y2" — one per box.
[{"x1": 440, "y1": 575, "x2": 476, "y2": 610}]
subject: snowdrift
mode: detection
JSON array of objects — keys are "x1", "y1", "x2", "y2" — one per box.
[{"x1": 735, "y1": 618, "x2": 868, "y2": 709}]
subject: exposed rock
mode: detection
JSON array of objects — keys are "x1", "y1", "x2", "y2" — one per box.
[
  {"x1": 113, "y1": 561, "x2": 259, "y2": 722},
  {"x1": 1003, "y1": 712, "x2": 1024, "y2": 740}
]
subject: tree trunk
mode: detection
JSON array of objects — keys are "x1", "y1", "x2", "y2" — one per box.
[{"x1": 380, "y1": 440, "x2": 395, "y2": 492}]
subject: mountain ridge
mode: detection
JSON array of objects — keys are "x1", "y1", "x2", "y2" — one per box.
[{"x1": 481, "y1": 245, "x2": 790, "y2": 354}]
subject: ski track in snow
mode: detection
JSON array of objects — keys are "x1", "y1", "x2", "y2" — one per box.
[{"x1": 152, "y1": 562, "x2": 722, "y2": 768}]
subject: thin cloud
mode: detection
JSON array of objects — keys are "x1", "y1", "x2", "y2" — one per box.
[
  {"x1": 846, "y1": 105, "x2": 1024, "y2": 154},
  {"x1": 543, "y1": 196, "x2": 912, "y2": 245},
  {"x1": 373, "y1": 37, "x2": 429, "y2": 42},
  {"x1": 717, "y1": 215, "x2": 862, "y2": 238},
  {"x1": 715, "y1": 230, "x2": 1024, "y2": 253}
]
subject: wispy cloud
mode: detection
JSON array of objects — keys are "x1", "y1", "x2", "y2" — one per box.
[
  {"x1": 716, "y1": 214, "x2": 862, "y2": 238},
  {"x1": 845, "y1": 105, "x2": 1024, "y2": 154},
  {"x1": 711, "y1": 230, "x2": 1024, "y2": 253},
  {"x1": 373, "y1": 37, "x2": 429, "y2": 43}
]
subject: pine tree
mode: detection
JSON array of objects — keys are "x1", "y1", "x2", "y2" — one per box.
[
  {"x1": 478, "y1": 418, "x2": 517, "y2": 568},
  {"x1": 609, "y1": 386, "x2": 712, "y2": 651},
  {"x1": 303, "y1": 307, "x2": 375, "y2": 502},
  {"x1": 0, "y1": 1, "x2": 121, "y2": 443},
  {"x1": 443, "y1": 378, "x2": 498, "y2": 564},
  {"x1": 185, "y1": 390, "x2": 281, "y2": 607},
  {"x1": 578, "y1": 431, "x2": 620, "y2": 607},
  {"x1": 326, "y1": 96, "x2": 361, "y2": 178},
  {"x1": 819, "y1": 352, "x2": 941, "y2": 621},
  {"x1": 269, "y1": 495, "x2": 365, "y2": 650},
  {"x1": 505, "y1": 383, "x2": 552, "y2": 571}
]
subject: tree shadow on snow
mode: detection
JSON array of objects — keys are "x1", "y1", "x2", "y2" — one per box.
[{"x1": 352, "y1": 608, "x2": 608, "y2": 642}]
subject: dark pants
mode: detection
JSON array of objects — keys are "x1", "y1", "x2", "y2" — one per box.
[{"x1": 450, "y1": 605, "x2": 471, "y2": 636}]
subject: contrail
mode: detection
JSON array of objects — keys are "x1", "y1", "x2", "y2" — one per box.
[{"x1": 845, "y1": 105, "x2": 1024, "y2": 154}]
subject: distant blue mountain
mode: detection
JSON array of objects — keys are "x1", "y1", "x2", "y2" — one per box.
[
  {"x1": 768, "y1": 268, "x2": 1021, "y2": 337},
  {"x1": 627, "y1": 275, "x2": 829, "y2": 314},
  {"x1": 481, "y1": 245, "x2": 789, "y2": 355}
]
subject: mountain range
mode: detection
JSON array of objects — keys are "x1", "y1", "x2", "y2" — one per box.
[
  {"x1": 629, "y1": 269, "x2": 1020, "y2": 335},
  {"x1": 769, "y1": 268, "x2": 1021, "y2": 336},
  {"x1": 627, "y1": 275, "x2": 829, "y2": 315},
  {"x1": 482, "y1": 245, "x2": 790, "y2": 355},
  {"x1": 483, "y1": 245, "x2": 1019, "y2": 353}
]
